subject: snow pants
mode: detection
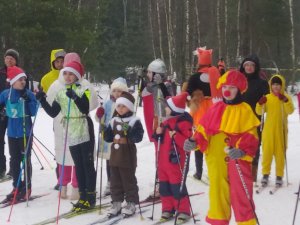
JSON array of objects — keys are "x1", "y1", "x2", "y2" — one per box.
[
  {"x1": 158, "y1": 165, "x2": 190, "y2": 215},
  {"x1": 0, "y1": 115, "x2": 7, "y2": 173},
  {"x1": 8, "y1": 137, "x2": 32, "y2": 189}
]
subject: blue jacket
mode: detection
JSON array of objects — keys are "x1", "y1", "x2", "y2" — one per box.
[{"x1": 0, "y1": 88, "x2": 38, "y2": 138}]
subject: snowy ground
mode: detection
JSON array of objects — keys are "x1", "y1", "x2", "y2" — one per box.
[{"x1": 0, "y1": 85, "x2": 299, "y2": 225}]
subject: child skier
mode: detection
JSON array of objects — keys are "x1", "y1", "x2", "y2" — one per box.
[
  {"x1": 36, "y1": 61, "x2": 96, "y2": 212},
  {"x1": 0, "y1": 66, "x2": 38, "y2": 201},
  {"x1": 256, "y1": 75, "x2": 294, "y2": 186},
  {"x1": 95, "y1": 77, "x2": 128, "y2": 196},
  {"x1": 104, "y1": 91, "x2": 144, "y2": 217},
  {"x1": 184, "y1": 70, "x2": 260, "y2": 225},
  {"x1": 154, "y1": 92, "x2": 193, "y2": 222}
]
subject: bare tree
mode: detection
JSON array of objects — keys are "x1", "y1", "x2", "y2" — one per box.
[
  {"x1": 185, "y1": 0, "x2": 190, "y2": 73},
  {"x1": 122, "y1": 0, "x2": 128, "y2": 35},
  {"x1": 164, "y1": 0, "x2": 174, "y2": 74},
  {"x1": 194, "y1": 0, "x2": 201, "y2": 46},
  {"x1": 288, "y1": 0, "x2": 296, "y2": 68},
  {"x1": 236, "y1": 0, "x2": 241, "y2": 59},
  {"x1": 148, "y1": 0, "x2": 157, "y2": 58},
  {"x1": 156, "y1": 0, "x2": 164, "y2": 60},
  {"x1": 216, "y1": 0, "x2": 222, "y2": 59}
]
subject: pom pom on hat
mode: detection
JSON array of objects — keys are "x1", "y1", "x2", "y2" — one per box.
[
  {"x1": 167, "y1": 92, "x2": 189, "y2": 114},
  {"x1": 111, "y1": 77, "x2": 128, "y2": 92},
  {"x1": 116, "y1": 91, "x2": 135, "y2": 112},
  {"x1": 7, "y1": 66, "x2": 26, "y2": 85},
  {"x1": 217, "y1": 70, "x2": 248, "y2": 93},
  {"x1": 61, "y1": 61, "x2": 84, "y2": 81}
]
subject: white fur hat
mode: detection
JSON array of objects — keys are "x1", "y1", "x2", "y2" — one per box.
[{"x1": 111, "y1": 77, "x2": 128, "y2": 92}]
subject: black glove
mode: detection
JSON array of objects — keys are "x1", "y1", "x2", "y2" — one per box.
[
  {"x1": 20, "y1": 89, "x2": 29, "y2": 101},
  {"x1": 66, "y1": 89, "x2": 78, "y2": 100},
  {"x1": 36, "y1": 91, "x2": 46, "y2": 102},
  {"x1": 227, "y1": 148, "x2": 246, "y2": 159}
]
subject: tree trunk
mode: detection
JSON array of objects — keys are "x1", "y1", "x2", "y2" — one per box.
[
  {"x1": 156, "y1": 0, "x2": 164, "y2": 61},
  {"x1": 194, "y1": 0, "x2": 201, "y2": 46},
  {"x1": 122, "y1": 0, "x2": 128, "y2": 35},
  {"x1": 185, "y1": 0, "x2": 190, "y2": 75},
  {"x1": 288, "y1": 0, "x2": 295, "y2": 68},
  {"x1": 148, "y1": 0, "x2": 157, "y2": 58},
  {"x1": 224, "y1": 0, "x2": 229, "y2": 65},
  {"x1": 236, "y1": 0, "x2": 241, "y2": 61},
  {"x1": 216, "y1": 0, "x2": 222, "y2": 59},
  {"x1": 164, "y1": 0, "x2": 173, "y2": 74}
]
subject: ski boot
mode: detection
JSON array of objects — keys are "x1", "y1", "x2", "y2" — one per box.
[
  {"x1": 275, "y1": 176, "x2": 283, "y2": 187},
  {"x1": 107, "y1": 201, "x2": 122, "y2": 216},
  {"x1": 261, "y1": 174, "x2": 269, "y2": 187},
  {"x1": 121, "y1": 202, "x2": 136, "y2": 217}
]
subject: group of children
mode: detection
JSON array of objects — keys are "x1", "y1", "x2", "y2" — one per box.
[{"x1": 0, "y1": 53, "x2": 295, "y2": 224}]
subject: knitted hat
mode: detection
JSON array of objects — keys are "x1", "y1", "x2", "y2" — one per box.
[
  {"x1": 167, "y1": 92, "x2": 190, "y2": 114},
  {"x1": 242, "y1": 60, "x2": 255, "y2": 68},
  {"x1": 148, "y1": 59, "x2": 167, "y2": 74},
  {"x1": 54, "y1": 49, "x2": 66, "y2": 59},
  {"x1": 63, "y1": 52, "x2": 81, "y2": 67},
  {"x1": 271, "y1": 76, "x2": 282, "y2": 85},
  {"x1": 197, "y1": 47, "x2": 212, "y2": 66},
  {"x1": 217, "y1": 70, "x2": 248, "y2": 93},
  {"x1": 7, "y1": 66, "x2": 26, "y2": 85},
  {"x1": 4, "y1": 49, "x2": 19, "y2": 65},
  {"x1": 61, "y1": 61, "x2": 84, "y2": 80},
  {"x1": 116, "y1": 91, "x2": 135, "y2": 112},
  {"x1": 111, "y1": 77, "x2": 128, "y2": 92}
]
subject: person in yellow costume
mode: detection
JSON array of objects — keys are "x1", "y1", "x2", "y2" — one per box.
[
  {"x1": 256, "y1": 75, "x2": 294, "y2": 186},
  {"x1": 40, "y1": 49, "x2": 66, "y2": 92},
  {"x1": 184, "y1": 70, "x2": 260, "y2": 225}
]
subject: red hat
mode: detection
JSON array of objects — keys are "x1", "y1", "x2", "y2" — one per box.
[
  {"x1": 217, "y1": 70, "x2": 248, "y2": 93},
  {"x1": 197, "y1": 48, "x2": 212, "y2": 66},
  {"x1": 167, "y1": 92, "x2": 190, "y2": 114},
  {"x1": 62, "y1": 61, "x2": 84, "y2": 80},
  {"x1": 7, "y1": 66, "x2": 27, "y2": 85}
]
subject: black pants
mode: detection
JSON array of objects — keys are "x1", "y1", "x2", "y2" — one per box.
[
  {"x1": 194, "y1": 150, "x2": 203, "y2": 178},
  {"x1": 0, "y1": 116, "x2": 8, "y2": 173},
  {"x1": 110, "y1": 166, "x2": 139, "y2": 203},
  {"x1": 8, "y1": 137, "x2": 32, "y2": 189},
  {"x1": 106, "y1": 160, "x2": 111, "y2": 181},
  {"x1": 70, "y1": 140, "x2": 96, "y2": 197}
]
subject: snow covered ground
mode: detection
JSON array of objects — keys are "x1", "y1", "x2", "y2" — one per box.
[{"x1": 0, "y1": 86, "x2": 299, "y2": 225}]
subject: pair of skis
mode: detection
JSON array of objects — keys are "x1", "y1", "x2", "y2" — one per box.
[
  {"x1": 256, "y1": 184, "x2": 282, "y2": 194},
  {"x1": 0, "y1": 193, "x2": 50, "y2": 208}
]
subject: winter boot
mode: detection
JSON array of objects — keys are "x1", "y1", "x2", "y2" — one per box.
[
  {"x1": 16, "y1": 187, "x2": 31, "y2": 201},
  {"x1": 193, "y1": 173, "x2": 202, "y2": 180},
  {"x1": 6, "y1": 170, "x2": 12, "y2": 178},
  {"x1": 5, "y1": 188, "x2": 16, "y2": 202},
  {"x1": 0, "y1": 170, "x2": 5, "y2": 179},
  {"x1": 261, "y1": 174, "x2": 269, "y2": 186},
  {"x1": 108, "y1": 201, "x2": 122, "y2": 216},
  {"x1": 275, "y1": 176, "x2": 283, "y2": 186},
  {"x1": 71, "y1": 192, "x2": 86, "y2": 212},
  {"x1": 252, "y1": 165, "x2": 258, "y2": 183},
  {"x1": 86, "y1": 192, "x2": 96, "y2": 208},
  {"x1": 161, "y1": 211, "x2": 173, "y2": 220},
  {"x1": 54, "y1": 184, "x2": 59, "y2": 191},
  {"x1": 103, "y1": 181, "x2": 111, "y2": 196},
  {"x1": 60, "y1": 186, "x2": 68, "y2": 199},
  {"x1": 70, "y1": 187, "x2": 79, "y2": 201},
  {"x1": 121, "y1": 202, "x2": 136, "y2": 216},
  {"x1": 177, "y1": 213, "x2": 191, "y2": 222}
]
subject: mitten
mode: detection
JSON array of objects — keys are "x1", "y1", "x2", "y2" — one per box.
[
  {"x1": 183, "y1": 138, "x2": 197, "y2": 152},
  {"x1": 36, "y1": 91, "x2": 46, "y2": 102},
  {"x1": 153, "y1": 74, "x2": 162, "y2": 84},
  {"x1": 278, "y1": 93, "x2": 288, "y2": 102},
  {"x1": 227, "y1": 148, "x2": 246, "y2": 159},
  {"x1": 258, "y1": 96, "x2": 267, "y2": 105},
  {"x1": 96, "y1": 107, "x2": 105, "y2": 119},
  {"x1": 66, "y1": 89, "x2": 78, "y2": 100}
]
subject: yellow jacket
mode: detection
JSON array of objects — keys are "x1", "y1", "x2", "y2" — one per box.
[{"x1": 41, "y1": 49, "x2": 65, "y2": 92}]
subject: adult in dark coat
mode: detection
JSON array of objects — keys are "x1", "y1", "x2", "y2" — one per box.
[{"x1": 240, "y1": 54, "x2": 269, "y2": 183}]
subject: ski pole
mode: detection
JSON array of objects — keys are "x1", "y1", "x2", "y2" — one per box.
[
  {"x1": 134, "y1": 76, "x2": 143, "y2": 115},
  {"x1": 33, "y1": 140, "x2": 53, "y2": 169},
  {"x1": 22, "y1": 100, "x2": 29, "y2": 207},
  {"x1": 33, "y1": 135, "x2": 55, "y2": 158},
  {"x1": 172, "y1": 139, "x2": 199, "y2": 224},
  {"x1": 260, "y1": 105, "x2": 265, "y2": 132},
  {"x1": 98, "y1": 121, "x2": 105, "y2": 214},
  {"x1": 32, "y1": 148, "x2": 44, "y2": 170},
  {"x1": 292, "y1": 181, "x2": 300, "y2": 225},
  {"x1": 235, "y1": 159, "x2": 260, "y2": 225},
  {"x1": 56, "y1": 96, "x2": 72, "y2": 225},
  {"x1": 281, "y1": 102, "x2": 289, "y2": 186},
  {"x1": 7, "y1": 102, "x2": 40, "y2": 222},
  {"x1": 174, "y1": 153, "x2": 195, "y2": 225}
]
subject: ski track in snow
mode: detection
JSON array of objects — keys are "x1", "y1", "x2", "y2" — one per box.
[{"x1": 0, "y1": 85, "x2": 299, "y2": 225}]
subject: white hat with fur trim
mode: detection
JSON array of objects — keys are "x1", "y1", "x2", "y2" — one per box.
[
  {"x1": 111, "y1": 77, "x2": 128, "y2": 92},
  {"x1": 166, "y1": 92, "x2": 190, "y2": 114},
  {"x1": 7, "y1": 66, "x2": 26, "y2": 85}
]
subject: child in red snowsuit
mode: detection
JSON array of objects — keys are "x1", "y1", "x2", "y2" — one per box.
[{"x1": 154, "y1": 92, "x2": 193, "y2": 221}]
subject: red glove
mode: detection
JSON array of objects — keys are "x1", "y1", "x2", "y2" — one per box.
[
  {"x1": 96, "y1": 107, "x2": 105, "y2": 119},
  {"x1": 258, "y1": 96, "x2": 267, "y2": 105},
  {"x1": 278, "y1": 93, "x2": 288, "y2": 102}
]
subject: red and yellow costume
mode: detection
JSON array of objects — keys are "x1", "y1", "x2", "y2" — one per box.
[{"x1": 194, "y1": 71, "x2": 260, "y2": 225}]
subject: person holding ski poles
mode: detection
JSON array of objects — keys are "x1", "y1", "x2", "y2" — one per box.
[
  {"x1": 36, "y1": 61, "x2": 97, "y2": 212},
  {"x1": 153, "y1": 91, "x2": 193, "y2": 222},
  {"x1": 103, "y1": 91, "x2": 144, "y2": 217},
  {"x1": 184, "y1": 70, "x2": 260, "y2": 225},
  {"x1": 256, "y1": 75, "x2": 294, "y2": 187},
  {"x1": 141, "y1": 58, "x2": 172, "y2": 199},
  {"x1": 95, "y1": 77, "x2": 129, "y2": 196},
  {"x1": 0, "y1": 66, "x2": 38, "y2": 201}
]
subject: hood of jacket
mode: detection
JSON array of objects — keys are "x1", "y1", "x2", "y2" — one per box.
[
  {"x1": 50, "y1": 49, "x2": 66, "y2": 71},
  {"x1": 239, "y1": 54, "x2": 261, "y2": 79},
  {"x1": 269, "y1": 74, "x2": 286, "y2": 94}
]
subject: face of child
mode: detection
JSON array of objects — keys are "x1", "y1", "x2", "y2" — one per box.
[
  {"x1": 13, "y1": 77, "x2": 27, "y2": 90},
  {"x1": 63, "y1": 71, "x2": 78, "y2": 85},
  {"x1": 4, "y1": 56, "x2": 17, "y2": 67},
  {"x1": 271, "y1": 83, "x2": 281, "y2": 94},
  {"x1": 147, "y1": 70, "x2": 153, "y2": 81},
  {"x1": 111, "y1": 89, "x2": 123, "y2": 99},
  {"x1": 116, "y1": 104, "x2": 130, "y2": 116},
  {"x1": 165, "y1": 106, "x2": 171, "y2": 116},
  {"x1": 244, "y1": 62, "x2": 255, "y2": 74},
  {"x1": 222, "y1": 85, "x2": 238, "y2": 101},
  {"x1": 54, "y1": 57, "x2": 64, "y2": 70}
]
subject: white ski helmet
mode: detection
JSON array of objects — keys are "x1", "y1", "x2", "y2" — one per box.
[{"x1": 147, "y1": 59, "x2": 167, "y2": 74}]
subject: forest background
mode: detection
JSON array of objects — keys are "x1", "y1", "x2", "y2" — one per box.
[{"x1": 0, "y1": 0, "x2": 299, "y2": 85}]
